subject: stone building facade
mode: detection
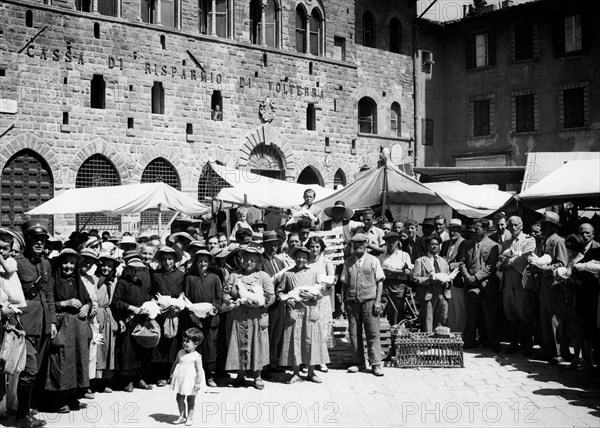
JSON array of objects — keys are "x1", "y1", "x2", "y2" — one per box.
[
  {"x1": 415, "y1": 0, "x2": 600, "y2": 183},
  {"x1": 0, "y1": 0, "x2": 416, "y2": 236}
]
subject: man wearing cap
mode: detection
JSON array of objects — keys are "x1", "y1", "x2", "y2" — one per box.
[
  {"x1": 529, "y1": 211, "x2": 567, "y2": 362},
  {"x1": 441, "y1": 219, "x2": 467, "y2": 333},
  {"x1": 260, "y1": 231, "x2": 287, "y2": 374},
  {"x1": 379, "y1": 232, "x2": 412, "y2": 327},
  {"x1": 420, "y1": 218, "x2": 435, "y2": 237},
  {"x1": 460, "y1": 219, "x2": 501, "y2": 352},
  {"x1": 341, "y1": 233, "x2": 385, "y2": 376},
  {"x1": 499, "y1": 216, "x2": 536, "y2": 355},
  {"x1": 15, "y1": 220, "x2": 57, "y2": 428}
]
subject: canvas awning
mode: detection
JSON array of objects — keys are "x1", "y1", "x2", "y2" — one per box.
[
  {"x1": 423, "y1": 181, "x2": 514, "y2": 218},
  {"x1": 521, "y1": 152, "x2": 600, "y2": 192},
  {"x1": 26, "y1": 182, "x2": 209, "y2": 217},
  {"x1": 518, "y1": 159, "x2": 600, "y2": 208},
  {"x1": 212, "y1": 162, "x2": 336, "y2": 209}
]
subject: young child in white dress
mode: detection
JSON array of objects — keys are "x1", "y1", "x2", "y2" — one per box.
[{"x1": 169, "y1": 327, "x2": 207, "y2": 426}]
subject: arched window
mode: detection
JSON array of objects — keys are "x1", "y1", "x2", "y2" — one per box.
[
  {"x1": 140, "y1": 157, "x2": 180, "y2": 228},
  {"x1": 391, "y1": 102, "x2": 401, "y2": 137},
  {"x1": 295, "y1": 5, "x2": 307, "y2": 53},
  {"x1": 248, "y1": 143, "x2": 284, "y2": 179},
  {"x1": 297, "y1": 166, "x2": 323, "y2": 186},
  {"x1": 363, "y1": 11, "x2": 376, "y2": 48},
  {"x1": 358, "y1": 97, "x2": 377, "y2": 134},
  {"x1": 310, "y1": 9, "x2": 323, "y2": 56},
  {"x1": 250, "y1": 0, "x2": 278, "y2": 48},
  {"x1": 198, "y1": 163, "x2": 231, "y2": 202},
  {"x1": 390, "y1": 18, "x2": 401, "y2": 53},
  {"x1": 333, "y1": 169, "x2": 346, "y2": 190},
  {"x1": 76, "y1": 154, "x2": 121, "y2": 231},
  {"x1": 1, "y1": 150, "x2": 54, "y2": 231}
]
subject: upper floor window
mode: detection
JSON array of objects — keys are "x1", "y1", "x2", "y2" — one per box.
[
  {"x1": 391, "y1": 102, "x2": 401, "y2": 137},
  {"x1": 75, "y1": 0, "x2": 91, "y2": 12},
  {"x1": 152, "y1": 81, "x2": 165, "y2": 114},
  {"x1": 199, "y1": 0, "x2": 229, "y2": 37},
  {"x1": 333, "y1": 36, "x2": 346, "y2": 61},
  {"x1": 250, "y1": 0, "x2": 278, "y2": 48},
  {"x1": 310, "y1": 9, "x2": 323, "y2": 56},
  {"x1": 560, "y1": 83, "x2": 589, "y2": 129},
  {"x1": 473, "y1": 99, "x2": 491, "y2": 136},
  {"x1": 141, "y1": 0, "x2": 179, "y2": 28},
  {"x1": 358, "y1": 97, "x2": 377, "y2": 134},
  {"x1": 98, "y1": 0, "x2": 118, "y2": 17},
  {"x1": 554, "y1": 14, "x2": 591, "y2": 56},
  {"x1": 466, "y1": 30, "x2": 496, "y2": 69},
  {"x1": 565, "y1": 15, "x2": 582, "y2": 53},
  {"x1": 513, "y1": 22, "x2": 535, "y2": 60},
  {"x1": 390, "y1": 18, "x2": 401, "y2": 53},
  {"x1": 295, "y1": 5, "x2": 307, "y2": 53},
  {"x1": 363, "y1": 11, "x2": 376, "y2": 48},
  {"x1": 514, "y1": 93, "x2": 536, "y2": 133}
]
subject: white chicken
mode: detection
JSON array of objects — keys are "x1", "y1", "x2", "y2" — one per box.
[
  {"x1": 234, "y1": 280, "x2": 266, "y2": 307},
  {"x1": 182, "y1": 295, "x2": 218, "y2": 318}
]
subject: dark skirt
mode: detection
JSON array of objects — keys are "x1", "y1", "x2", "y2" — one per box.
[
  {"x1": 115, "y1": 316, "x2": 153, "y2": 375},
  {"x1": 45, "y1": 312, "x2": 91, "y2": 391},
  {"x1": 152, "y1": 313, "x2": 181, "y2": 364}
]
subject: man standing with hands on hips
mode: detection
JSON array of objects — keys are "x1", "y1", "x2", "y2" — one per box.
[
  {"x1": 341, "y1": 233, "x2": 386, "y2": 377},
  {"x1": 14, "y1": 220, "x2": 57, "y2": 428}
]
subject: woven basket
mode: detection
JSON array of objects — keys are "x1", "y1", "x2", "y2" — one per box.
[
  {"x1": 131, "y1": 319, "x2": 161, "y2": 348},
  {"x1": 394, "y1": 331, "x2": 464, "y2": 368}
]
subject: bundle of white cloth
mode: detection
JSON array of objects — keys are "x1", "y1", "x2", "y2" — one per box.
[
  {"x1": 233, "y1": 280, "x2": 266, "y2": 307},
  {"x1": 155, "y1": 293, "x2": 187, "y2": 312},
  {"x1": 431, "y1": 268, "x2": 459, "y2": 284}
]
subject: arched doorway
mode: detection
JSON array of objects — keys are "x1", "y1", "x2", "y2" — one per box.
[
  {"x1": 333, "y1": 168, "x2": 347, "y2": 190},
  {"x1": 248, "y1": 143, "x2": 284, "y2": 179},
  {"x1": 1, "y1": 149, "x2": 54, "y2": 231},
  {"x1": 297, "y1": 166, "x2": 323, "y2": 186},
  {"x1": 76, "y1": 154, "x2": 121, "y2": 231},
  {"x1": 140, "y1": 157, "x2": 181, "y2": 229}
]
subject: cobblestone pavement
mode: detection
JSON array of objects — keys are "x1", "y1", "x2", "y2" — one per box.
[{"x1": 6, "y1": 348, "x2": 597, "y2": 428}]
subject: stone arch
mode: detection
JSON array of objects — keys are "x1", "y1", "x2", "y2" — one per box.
[
  {"x1": 135, "y1": 145, "x2": 186, "y2": 186},
  {"x1": 189, "y1": 147, "x2": 234, "y2": 194},
  {"x1": 71, "y1": 137, "x2": 132, "y2": 183},
  {"x1": 1, "y1": 132, "x2": 60, "y2": 179},
  {"x1": 297, "y1": 165, "x2": 324, "y2": 186},
  {"x1": 238, "y1": 124, "x2": 295, "y2": 179}
]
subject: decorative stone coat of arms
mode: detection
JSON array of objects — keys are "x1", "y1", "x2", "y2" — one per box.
[{"x1": 259, "y1": 96, "x2": 275, "y2": 123}]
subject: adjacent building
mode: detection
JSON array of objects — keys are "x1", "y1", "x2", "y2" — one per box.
[
  {"x1": 0, "y1": 0, "x2": 417, "y2": 235},
  {"x1": 414, "y1": 0, "x2": 600, "y2": 190}
]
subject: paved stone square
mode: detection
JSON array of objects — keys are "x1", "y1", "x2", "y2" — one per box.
[{"x1": 11, "y1": 348, "x2": 598, "y2": 428}]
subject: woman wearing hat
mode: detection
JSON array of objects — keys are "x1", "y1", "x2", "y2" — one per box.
[
  {"x1": 183, "y1": 249, "x2": 223, "y2": 387},
  {"x1": 278, "y1": 246, "x2": 329, "y2": 384},
  {"x1": 92, "y1": 251, "x2": 120, "y2": 393},
  {"x1": 151, "y1": 247, "x2": 185, "y2": 387},
  {"x1": 224, "y1": 244, "x2": 274, "y2": 390},
  {"x1": 45, "y1": 249, "x2": 93, "y2": 413},
  {"x1": 111, "y1": 255, "x2": 154, "y2": 392}
]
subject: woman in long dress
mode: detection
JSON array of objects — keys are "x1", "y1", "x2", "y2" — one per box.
[
  {"x1": 151, "y1": 247, "x2": 185, "y2": 386},
  {"x1": 224, "y1": 245, "x2": 274, "y2": 390},
  {"x1": 111, "y1": 255, "x2": 154, "y2": 392},
  {"x1": 93, "y1": 251, "x2": 120, "y2": 393},
  {"x1": 279, "y1": 246, "x2": 329, "y2": 384},
  {"x1": 305, "y1": 237, "x2": 336, "y2": 372},
  {"x1": 45, "y1": 249, "x2": 93, "y2": 412}
]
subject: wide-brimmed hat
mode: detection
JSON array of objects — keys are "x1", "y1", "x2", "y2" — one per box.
[
  {"x1": 252, "y1": 221, "x2": 268, "y2": 231},
  {"x1": 289, "y1": 246, "x2": 311, "y2": 259},
  {"x1": 211, "y1": 248, "x2": 229, "y2": 259},
  {"x1": 168, "y1": 232, "x2": 194, "y2": 243},
  {"x1": 155, "y1": 246, "x2": 182, "y2": 262},
  {"x1": 20, "y1": 219, "x2": 49, "y2": 239},
  {"x1": 79, "y1": 248, "x2": 99, "y2": 261},
  {"x1": 123, "y1": 249, "x2": 140, "y2": 262},
  {"x1": 119, "y1": 236, "x2": 138, "y2": 247},
  {"x1": 187, "y1": 240, "x2": 206, "y2": 253},
  {"x1": 383, "y1": 231, "x2": 400, "y2": 241},
  {"x1": 125, "y1": 254, "x2": 145, "y2": 268},
  {"x1": 193, "y1": 248, "x2": 214, "y2": 261},
  {"x1": 323, "y1": 200, "x2": 354, "y2": 219},
  {"x1": 420, "y1": 218, "x2": 435, "y2": 227},
  {"x1": 239, "y1": 242, "x2": 264, "y2": 260},
  {"x1": 350, "y1": 233, "x2": 369, "y2": 243},
  {"x1": 57, "y1": 248, "x2": 78, "y2": 260},
  {"x1": 447, "y1": 219, "x2": 465, "y2": 230},
  {"x1": 0, "y1": 228, "x2": 25, "y2": 250},
  {"x1": 98, "y1": 248, "x2": 120, "y2": 264},
  {"x1": 83, "y1": 237, "x2": 102, "y2": 249},
  {"x1": 262, "y1": 230, "x2": 279, "y2": 243},
  {"x1": 539, "y1": 211, "x2": 561, "y2": 227},
  {"x1": 108, "y1": 232, "x2": 122, "y2": 243}
]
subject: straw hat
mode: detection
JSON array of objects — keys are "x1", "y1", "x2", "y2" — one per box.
[
  {"x1": 289, "y1": 246, "x2": 311, "y2": 259},
  {"x1": 193, "y1": 248, "x2": 214, "y2": 261},
  {"x1": 155, "y1": 246, "x2": 182, "y2": 262},
  {"x1": 447, "y1": 219, "x2": 465, "y2": 231},
  {"x1": 539, "y1": 211, "x2": 561, "y2": 227},
  {"x1": 79, "y1": 248, "x2": 99, "y2": 261},
  {"x1": 323, "y1": 200, "x2": 354, "y2": 219}
]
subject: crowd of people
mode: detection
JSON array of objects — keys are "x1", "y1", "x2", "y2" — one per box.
[{"x1": 0, "y1": 188, "x2": 599, "y2": 428}]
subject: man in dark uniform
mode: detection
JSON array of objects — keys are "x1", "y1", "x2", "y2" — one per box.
[{"x1": 14, "y1": 220, "x2": 57, "y2": 428}]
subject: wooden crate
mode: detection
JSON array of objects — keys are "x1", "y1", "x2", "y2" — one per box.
[{"x1": 394, "y1": 331, "x2": 464, "y2": 368}]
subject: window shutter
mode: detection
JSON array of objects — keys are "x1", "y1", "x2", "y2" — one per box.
[
  {"x1": 553, "y1": 16, "x2": 565, "y2": 56},
  {"x1": 466, "y1": 34, "x2": 475, "y2": 69},
  {"x1": 488, "y1": 30, "x2": 496, "y2": 65}
]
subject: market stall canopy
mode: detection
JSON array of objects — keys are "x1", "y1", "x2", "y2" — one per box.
[
  {"x1": 521, "y1": 152, "x2": 600, "y2": 192},
  {"x1": 26, "y1": 182, "x2": 209, "y2": 216},
  {"x1": 212, "y1": 162, "x2": 336, "y2": 209},
  {"x1": 518, "y1": 159, "x2": 600, "y2": 208},
  {"x1": 423, "y1": 181, "x2": 514, "y2": 218},
  {"x1": 314, "y1": 163, "x2": 446, "y2": 213}
]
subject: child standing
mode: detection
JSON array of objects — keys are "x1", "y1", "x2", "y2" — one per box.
[
  {"x1": 0, "y1": 230, "x2": 25, "y2": 309},
  {"x1": 229, "y1": 206, "x2": 253, "y2": 241},
  {"x1": 170, "y1": 327, "x2": 207, "y2": 426}
]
